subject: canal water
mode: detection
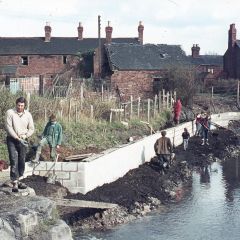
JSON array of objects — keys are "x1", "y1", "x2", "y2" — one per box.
[{"x1": 75, "y1": 158, "x2": 240, "y2": 240}]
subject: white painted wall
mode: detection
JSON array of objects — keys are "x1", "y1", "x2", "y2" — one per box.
[{"x1": 24, "y1": 112, "x2": 240, "y2": 194}]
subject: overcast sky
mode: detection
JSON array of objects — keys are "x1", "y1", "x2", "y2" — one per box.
[{"x1": 0, "y1": 0, "x2": 240, "y2": 55}]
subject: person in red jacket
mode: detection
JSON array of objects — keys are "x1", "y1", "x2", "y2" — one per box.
[{"x1": 173, "y1": 99, "x2": 182, "y2": 125}]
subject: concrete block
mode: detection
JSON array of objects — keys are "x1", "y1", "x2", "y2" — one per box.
[
  {"x1": 62, "y1": 179, "x2": 78, "y2": 190},
  {"x1": 55, "y1": 171, "x2": 70, "y2": 180},
  {"x1": 45, "y1": 162, "x2": 62, "y2": 171},
  {"x1": 33, "y1": 162, "x2": 47, "y2": 171},
  {"x1": 61, "y1": 162, "x2": 78, "y2": 172}
]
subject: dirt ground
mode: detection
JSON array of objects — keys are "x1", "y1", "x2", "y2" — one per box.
[{"x1": 22, "y1": 123, "x2": 239, "y2": 229}]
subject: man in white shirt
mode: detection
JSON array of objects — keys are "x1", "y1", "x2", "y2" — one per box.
[{"x1": 5, "y1": 96, "x2": 34, "y2": 192}]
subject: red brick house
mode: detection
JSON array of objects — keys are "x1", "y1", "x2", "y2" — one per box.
[
  {"x1": 104, "y1": 43, "x2": 188, "y2": 100},
  {"x1": 104, "y1": 42, "x2": 224, "y2": 100},
  {"x1": 223, "y1": 23, "x2": 240, "y2": 79},
  {"x1": 190, "y1": 44, "x2": 224, "y2": 86},
  {"x1": 0, "y1": 22, "x2": 142, "y2": 93}
]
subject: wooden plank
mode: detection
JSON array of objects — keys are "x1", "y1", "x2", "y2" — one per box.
[
  {"x1": 65, "y1": 153, "x2": 93, "y2": 161},
  {"x1": 50, "y1": 198, "x2": 118, "y2": 209}
]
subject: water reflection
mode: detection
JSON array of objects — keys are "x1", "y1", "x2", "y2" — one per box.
[
  {"x1": 200, "y1": 165, "x2": 210, "y2": 184},
  {"x1": 75, "y1": 159, "x2": 240, "y2": 240}
]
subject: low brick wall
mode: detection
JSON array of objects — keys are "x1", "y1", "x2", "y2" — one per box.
[{"x1": 24, "y1": 112, "x2": 240, "y2": 194}]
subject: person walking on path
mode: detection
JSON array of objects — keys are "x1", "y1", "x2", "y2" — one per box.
[
  {"x1": 154, "y1": 131, "x2": 173, "y2": 171},
  {"x1": 173, "y1": 99, "x2": 182, "y2": 125},
  {"x1": 182, "y1": 128, "x2": 190, "y2": 150},
  {"x1": 5, "y1": 96, "x2": 35, "y2": 192},
  {"x1": 32, "y1": 114, "x2": 62, "y2": 163},
  {"x1": 200, "y1": 112, "x2": 210, "y2": 145}
]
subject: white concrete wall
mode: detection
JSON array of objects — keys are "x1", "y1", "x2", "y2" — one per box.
[{"x1": 24, "y1": 112, "x2": 240, "y2": 194}]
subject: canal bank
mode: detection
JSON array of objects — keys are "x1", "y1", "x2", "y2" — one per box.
[{"x1": 20, "y1": 119, "x2": 240, "y2": 237}]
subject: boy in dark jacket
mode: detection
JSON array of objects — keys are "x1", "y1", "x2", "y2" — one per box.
[
  {"x1": 182, "y1": 128, "x2": 190, "y2": 150},
  {"x1": 32, "y1": 114, "x2": 62, "y2": 162}
]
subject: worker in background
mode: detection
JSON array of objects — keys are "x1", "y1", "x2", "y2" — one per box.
[
  {"x1": 173, "y1": 98, "x2": 182, "y2": 125},
  {"x1": 154, "y1": 130, "x2": 173, "y2": 172},
  {"x1": 182, "y1": 128, "x2": 190, "y2": 151},
  {"x1": 200, "y1": 112, "x2": 210, "y2": 145},
  {"x1": 32, "y1": 113, "x2": 62, "y2": 163}
]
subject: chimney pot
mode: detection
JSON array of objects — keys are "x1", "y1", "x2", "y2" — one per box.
[
  {"x1": 138, "y1": 21, "x2": 144, "y2": 45},
  {"x1": 78, "y1": 22, "x2": 83, "y2": 40},
  {"x1": 44, "y1": 22, "x2": 52, "y2": 42},
  {"x1": 191, "y1": 44, "x2": 200, "y2": 58},
  {"x1": 105, "y1": 21, "x2": 113, "y2": 44}
]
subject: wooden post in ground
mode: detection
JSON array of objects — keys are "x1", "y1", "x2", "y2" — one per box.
[
  {"x1": 90, "y1": 105, "x2": 94, "y2": 123},
  {"x1": 80, "y1": 84, "x2": 84, "y2": 110},
  {"x1": 147, "y1": 98, "x2": 151, "y2": 122},
  {"x1": 130, "y1": 95, "x2": 133, "y2": 119},
  {"x1": 68, "y1": 98, "x2": 72, "y2": 122},
  {"x1": 137, "y1": 97, "x2": 141, "y2": 118},
  {"x1": 109, "y1": 110, "x2": 112, "y2": 123},
  {"x1": 158, "y1": 91, "x2": 162, "y2": 113},
  {"x1": 75, "y1": 105, "x2": 78, "y2": 122},
  {"x1": 166, "y1": 92, "x2": 169, "y2": 109},
  {"x1": 174, "y1": 91, "x2": 177, "y2": 102},
  {"x1": 170, "y1": 91, "x2": 173, "y2": 108},
  {"x1": 153, "y1": 94, "x2": 157, "y2": 118},
  {"x1": 162, "y1": 89, "x2": 165, "y2": 109},
  {"x1": 211, "y1": 86, "x2": 214, "y2": 99}
]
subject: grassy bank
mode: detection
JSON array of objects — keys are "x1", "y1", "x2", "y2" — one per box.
[{"x1": 0, "y1": 90, "x2": 171, "y2": 162}]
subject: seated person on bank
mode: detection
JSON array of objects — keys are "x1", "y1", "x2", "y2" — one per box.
[
  {"x1": 154, "y1": 130, "x2": 173, "y2": 170},
  {"x1": 32, "y1": 114, "x2": 62, "y2": 162}
]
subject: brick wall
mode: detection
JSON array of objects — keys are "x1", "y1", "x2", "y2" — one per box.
[
  {"x1": 0, "y1": 55, "x2": 78, "y2": 77},
  {"x1": 110, "y1": 70, "x2": 165, "y2": 100}
]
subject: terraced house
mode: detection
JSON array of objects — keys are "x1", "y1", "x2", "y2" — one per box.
[{"x1": 0, "y1": 20, "x2": 223, "y2": 99}]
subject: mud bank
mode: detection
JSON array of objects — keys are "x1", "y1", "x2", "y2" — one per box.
[{"x1": 22, "y1": 123, "x2": 240, "y2": 233}]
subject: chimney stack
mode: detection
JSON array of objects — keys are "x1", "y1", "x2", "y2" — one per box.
[
  {"x1": 77, "y1": 22, "x2": 83, "y2": 40},
  {"x1": 138, "y1": 21, "x2": 144, "y2": 45},
  {"x1": 105, "y1": 21, "x2": 113, "y2": 44},
  {"x1": 228, "y1": 23, "x2": 237, "y2": 49},
  {"x1": 44, "y1": 22, "x2": 52, "y2": 42},
  {"x1": 191, "y1": 44, "x2": 200, "y2": 58}
]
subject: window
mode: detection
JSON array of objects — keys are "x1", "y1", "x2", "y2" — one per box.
[
  {"x1": 63, "y1": 56, "x2": 67, "y2": 64},
  {"x1": 21, "y1": 56, "x2": 28, "y2": 65}
]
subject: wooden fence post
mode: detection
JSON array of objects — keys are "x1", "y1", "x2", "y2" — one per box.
[
  {"x1": 90, "y1": 105, "x2": 94, "y2": 123},
  {"x1": 170, "y1": 91, "x2": 173, "y2": 108},
  {"x1": 162, "y1": 89, "x2": 165, "y2": 109},
  {"x1": 166, "y1": 92, "x2": 169, "y2": 109},
  {"x1": 137, "y1": 97, "x2": 141, "y2": 118},
  {"x1": 130, "y1": 95, "x2": 133, "y2": 119},
  {"x1": 80, "y1": 84, "x2": 84, "y2": 110},
  {"x1": 147, "y1": 98, "x2": 151, "y2": 122},
  {"x1": 174, "y1": 91, "x2": 177, "y2": 102},
  {"x1": 153, "y1": 94, "x2": 157, "y2": 118},
  {"x1": 68, "y1": 98, "x2": 72, "y2": 122},
  {"x1": 75, "y1": 105, "x2": 78, "y2": 122},
  {"x1": 158, "y1": 91, "x2": 161, "y2": 113}
]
